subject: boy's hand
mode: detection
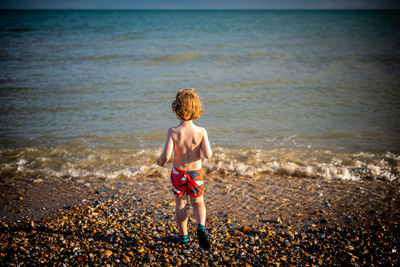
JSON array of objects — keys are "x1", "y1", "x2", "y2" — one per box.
[{"x1": 157, "y1": 157, "x2": 163, "y2": 166}]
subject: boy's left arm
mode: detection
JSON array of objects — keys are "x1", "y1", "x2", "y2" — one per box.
[
  {"x1": 157, "y1": 128, "x2": 173, "y2": 166},
  {"x1": 201, "y1": 128, "x2": 212, "y2": 159}
]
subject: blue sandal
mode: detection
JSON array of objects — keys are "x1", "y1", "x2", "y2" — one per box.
[
  {"x1": 180, "y1": 235, "x2": 189, "y2": 243},
  {"x1": 172, "y1": 234, "x2": 189, "y2": 244},
  {"x1": 197, "y1": 224, "x2": 211, "y2": 250}
]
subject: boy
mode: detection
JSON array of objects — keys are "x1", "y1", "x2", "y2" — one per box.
[{"x1": 157, "y1": 88, "x2": 212, "y2": 250}]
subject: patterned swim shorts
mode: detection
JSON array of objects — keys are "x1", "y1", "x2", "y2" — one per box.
[{"x1": 170, "y1": 167, "x2": 204, "y2": 198}]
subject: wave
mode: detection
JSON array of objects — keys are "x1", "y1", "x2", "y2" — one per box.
[
  {"x1": 248, "y1": 52, "x2": 272, "y2": 56},
  {"x1": 0, "y1": 86, "x2": 37, "y2": 91},
  {"x1": 207, "y1": 78, "x2": 299, "y2": 89},
  {"x1": 206, "y1": 148, "x2": 399, "y2": 181},
  {"x1": 84, "y1": 55, "x2": 120, "y2": 61},
  {"x1": 7, "y1": 27, "x2": 34, "y2": 33},
  {"x1": 246, "y1": 52, "x2": 294, "y2": 62},
  {"x1": 150, "y1": 52, "x2": 205, "y2": 62},
  {"x1": 106, "y1": 35, "x2": 144, "y2": 42},
  {"x1": 292, "y1": 133, "x2": 355, "y2": 140},
  {"x1": 1, "y1": 144, "x2": 398, "y2": 183}
]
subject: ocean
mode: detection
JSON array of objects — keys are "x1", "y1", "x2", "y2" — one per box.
[{"x1": 0, "y1": 10, "x2": 399, "y2": 182}]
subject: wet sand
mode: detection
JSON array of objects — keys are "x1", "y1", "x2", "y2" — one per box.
[{"x1": 1, "y1": 173, "x2": 399, "y2": 265}]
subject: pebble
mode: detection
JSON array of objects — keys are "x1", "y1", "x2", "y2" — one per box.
[
  {"x1": 183, "y1": 249, "x2": 192, "y2": 254},
  {"x1": 1, "y1": 184, "x2": 398, "y2": 267},
  {"x1": 102, "y1": 250, "x2": 113, "y2": 258},
  {"x1": 241, "y1": 225, "x2": 251, "y2": 232}
]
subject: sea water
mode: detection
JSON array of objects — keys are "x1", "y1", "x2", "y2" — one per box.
[{"x1": 1, "y1": 10, "x2": 399, "y2": 181}]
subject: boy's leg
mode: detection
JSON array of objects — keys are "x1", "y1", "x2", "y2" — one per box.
[
  {"x1": 175, "y1": 194, "x2": 189, "y2": 236},
  {"x1": 190, "y1": 195, "x2": 210, "y2": 249},
  {"x1": 190, "y1": 195, "x2": 206, "y2": 226}
]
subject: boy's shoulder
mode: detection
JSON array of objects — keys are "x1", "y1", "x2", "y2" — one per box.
[
  {"x1": 197, "y1": 125, "x2": 207, "y2": 133},
  {"x1": 193, "y1": 125, "x2": 207, "y2": 138},
  {"x1": 191, "y1": 124, "x2": 207, "y2": 134},
  {"x1": 167, "y1": 125, "x2": 180, "y2": 132},
  {"x1": 166, "y1": 125, "x2": 181, "y2": 136},
  {"x1": 168, "y1": 123, "x2": 206, "y2": 134}
]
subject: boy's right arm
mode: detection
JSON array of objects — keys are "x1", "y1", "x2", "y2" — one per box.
[
  {"x1": 201, "y1": 128, "x2": 212, "y2": 159},
  {"x1": 157, "y1": 128, "x2": 173, "y2": 166}
]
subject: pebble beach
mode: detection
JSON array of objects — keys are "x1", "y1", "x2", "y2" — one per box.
[
  {"x1": 1, "y1": 9, "x2": 400, "y2": 266},
  {"x1": 1, "y1": 172, "x2": 399, "y2": 266}
]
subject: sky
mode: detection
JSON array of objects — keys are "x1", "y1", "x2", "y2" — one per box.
[{"x1": 0, "y1": 0, "x2": 399, "y2": 10}]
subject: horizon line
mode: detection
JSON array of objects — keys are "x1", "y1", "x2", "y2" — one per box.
[{"x1": 1, "y1": 8, "x2": 400, "y2": 11}]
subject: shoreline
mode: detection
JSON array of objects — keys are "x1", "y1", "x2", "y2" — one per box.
[{"x1": 1, "y1": 174, "x2": 399, "y2": 265}]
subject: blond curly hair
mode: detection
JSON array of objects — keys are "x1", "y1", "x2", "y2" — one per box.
[{"x1": 172, "y1": 88, "x2": 203, "y2": 121}]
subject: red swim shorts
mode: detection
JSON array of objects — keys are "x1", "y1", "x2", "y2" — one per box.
[{"x1": 170, "y1": 167, "x2": 204, "y2": 198}]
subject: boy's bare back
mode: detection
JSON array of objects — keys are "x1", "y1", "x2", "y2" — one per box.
[
  {"x1": 158, "y1": 120, "x2": 212, "y2": 170},
  {"x1": 172, "y1": 121, "x2": 211, "y2": 170}
]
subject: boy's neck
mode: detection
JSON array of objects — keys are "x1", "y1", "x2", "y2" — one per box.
[{"x1": 180, "y1": 120, "x2": 193, "y2": 126}]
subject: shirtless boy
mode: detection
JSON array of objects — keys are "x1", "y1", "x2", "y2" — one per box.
[{"x1": 157, "y1": 88, "x2": 212, "y2": 250}]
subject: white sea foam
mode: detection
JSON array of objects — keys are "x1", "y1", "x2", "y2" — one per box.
[{"x1": 1, "y1": 146, "x2": 398, "y2": 183}]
